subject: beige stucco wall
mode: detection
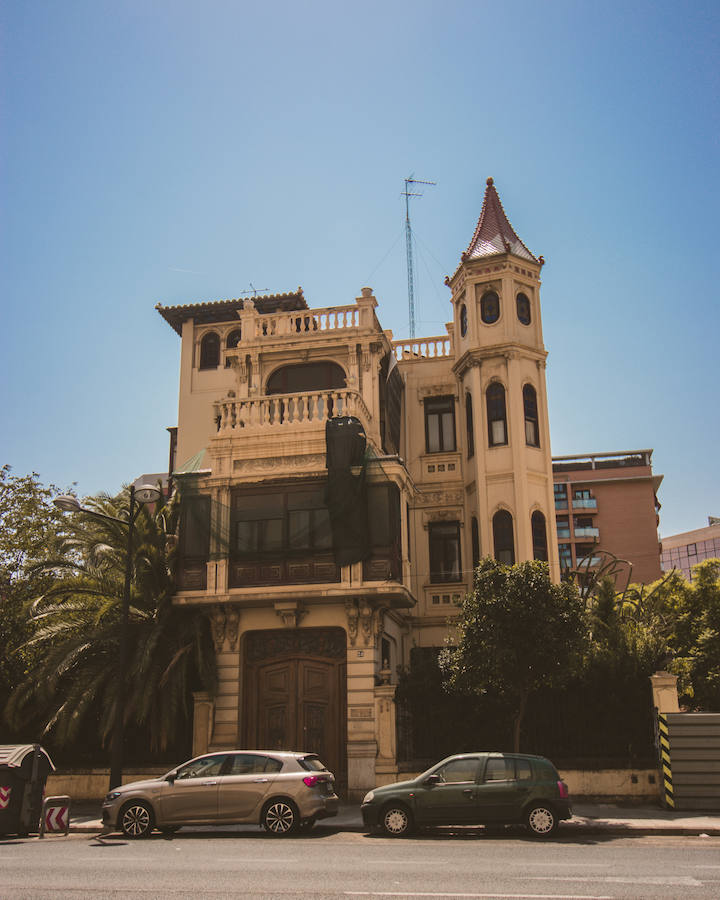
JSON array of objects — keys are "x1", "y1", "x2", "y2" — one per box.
[{"x1": 49, "y1": 768, "x2": 661, "y2": 803}]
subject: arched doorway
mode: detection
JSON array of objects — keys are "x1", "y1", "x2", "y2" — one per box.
[{"x1": 243, "y1": 628, "x2": 347, "y2": 785}]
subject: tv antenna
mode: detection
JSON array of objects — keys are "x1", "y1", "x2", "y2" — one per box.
[
  {"x1": 239, "y1": 283, "x2": 269, "y2": 297},
  {"x1": 402, "y1": 175, "x2": 435, "y2": 338}
]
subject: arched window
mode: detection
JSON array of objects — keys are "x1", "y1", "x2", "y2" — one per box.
[
  {"x1": 486, "y1": 383, "x2": 507, "y2": 446},
  {"x1": 199, "y1": 332, "x2": 220, "y2": 369},
  {"x1": 493, "y1": 510, "x2": 515, "y2": 565},
  {"x1": 523, "y1": 384, "x2": 540, "y2": 447},
  {"x1": 266, "y1": 361, "x2": 346, "y2": 395},
  {"x1": 531, "y1": 510, "x2": 548, "y2": 561},
  {"x1": 465, "y1": 392, "x2": 474, "y2": 458},
  {"x1": 226, "y1": 328, "x2": 242, "y2": 349},
  {"x1": 460, "y1": 303, "x2": 468, "y2": 337},
  {"x1": 225, "y1": 329, "x2": 242, "y2": 367},
  {"x1": 471, "y1": 517, "x2": 480, "y2": 572},
  {"x1": 480, "y1": 290, "x2": 500, "y2": 324},
  {"x1": 516, "y1": 292, "x2": 531, "y2": 325}
]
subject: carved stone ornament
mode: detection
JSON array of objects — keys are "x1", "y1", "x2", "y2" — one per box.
[
  {"x1": 418, "y1": 491, "x2": 463, "y2": 507},
  {"x1": 422, "y1": 508, "x2": 464, "y2": 530},
  {"x1": 274, "y1": 600, "x2": 306, "y2": 629},
  {"x1": 210, "y1": 606, "x2": 226, "y2": 652},
  {"x1": 417, "y1": 385, "x2": 456, "y2": 400},
  {"x1": 234, "y1": 454, "x2": 326, "y2": 473},
  {"x1": 225, "y1": 606, "x2": 240, "y2": 650},
  {"x1": 345, "y1": 599, "x2": 359, "y2": 646},
  {"x1": 345, "y1": 599, "x2": 382, "y2": 648}
]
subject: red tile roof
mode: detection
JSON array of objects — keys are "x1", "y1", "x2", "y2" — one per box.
[{"x1": 463, "y1": 178, "x2": 539, "y2": 263}]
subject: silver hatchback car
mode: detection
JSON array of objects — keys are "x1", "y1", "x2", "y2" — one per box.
[{"x1": 102, "y1": 750, "x2": 339, "y2": 837}]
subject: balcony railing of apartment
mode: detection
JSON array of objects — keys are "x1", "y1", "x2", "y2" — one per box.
[
  {"x1": 392, "y1": 336, "x2": 451, "y2": 360},
  {"x1": 214, "y1": 389, "x2": 371, "y2": 433},
  {"x1": 575, "y1": 556, "x2": 602, "y2": 568},
  {"x1": 574, "y1": 526, "x2": 600, "y2": 538},
  {"x1": 572, "y1": 498, "x2": 598, "y2": 509},
  {"x1": 556, "y1": 528, "x2": 571, "y2": 539}
]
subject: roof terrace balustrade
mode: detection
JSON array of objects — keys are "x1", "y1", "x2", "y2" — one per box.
[
  {"x1": 392, "y1": 336, "x2": 451, "y2": 360},
  {"x1": 214, "y1": 388, "x2": 371, "y2": 433},
  {"x1": 245, "y1": 305, "x2": 361, "y2": 341}
]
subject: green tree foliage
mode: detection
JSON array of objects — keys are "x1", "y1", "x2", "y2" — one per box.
[
  {"x1": 4, "y1": 486, "x2": 216, "y2": 757},
  {"x1": 0, "y1": 466, "x2": 67, "y2": 738},
  {"x1": 663, "y1": 559, "x2": 720, "y2": 711},
  {"x1": 441, "y1": 558, "x2": 588, "y2": 752}
]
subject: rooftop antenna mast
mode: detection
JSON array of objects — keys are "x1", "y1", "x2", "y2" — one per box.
[
  {"x1": 239, "y1": 283, "x2": 269, "y2": 297},
  {"x1": 402, "y1": 175, "x2": 435, "y2": 338}
]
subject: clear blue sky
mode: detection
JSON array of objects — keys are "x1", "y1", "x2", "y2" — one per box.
[{"x1": 1, "y1": 0, "x2": 718, "y2": 538}]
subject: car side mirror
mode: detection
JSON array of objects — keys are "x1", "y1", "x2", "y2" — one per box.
[
  {"x1": 425, "y1": 774, "x2": 441, "y2": 786},
  {"x1": 166, "y1": 773, "x2": 176, "y2": 784}
]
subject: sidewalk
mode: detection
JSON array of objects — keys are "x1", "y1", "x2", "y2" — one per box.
[{"x1": 65, "y1": 802, "x2": 720, "y2": 836}]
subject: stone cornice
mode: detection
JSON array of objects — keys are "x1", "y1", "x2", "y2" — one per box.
[{"x1": 453, "y1": 344, "x2": 547, "y2": 379}]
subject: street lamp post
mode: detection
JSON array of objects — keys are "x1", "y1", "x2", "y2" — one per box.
[{"x1": 54, "y1": 482, "x2": 162, "y2": 791}]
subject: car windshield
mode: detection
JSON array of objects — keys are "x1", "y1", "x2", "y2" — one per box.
[
  {"x1": 173, "y1": 755, "x2": 227, "y2": 780},
  {"x1": 298, "y1": 755, "x2": 327, "y2": 772}
]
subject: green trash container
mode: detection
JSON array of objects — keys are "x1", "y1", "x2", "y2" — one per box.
[{"x1": 0, "y1": 744, "x2": 55, "y2": 835}]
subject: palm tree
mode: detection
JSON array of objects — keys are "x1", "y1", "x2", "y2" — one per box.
[{"x1": 4, "y1": 486, "x2": 215, "y2": 756}]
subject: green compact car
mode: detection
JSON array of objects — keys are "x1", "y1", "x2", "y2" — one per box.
[{"x1": 361, "y1": 752, "x2": 571, "y2": 838}]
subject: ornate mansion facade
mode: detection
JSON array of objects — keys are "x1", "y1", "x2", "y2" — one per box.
[{"x1": 156, "y1": 178, "x2": 560, "y2": 798}]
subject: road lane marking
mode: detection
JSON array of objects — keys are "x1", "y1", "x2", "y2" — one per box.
[
  {"x1": 345, "y1": 894, "x2": 613, "y2": 899},
  {"x1": 531, "y1": 875, "x2": 703, "y2": 886}
]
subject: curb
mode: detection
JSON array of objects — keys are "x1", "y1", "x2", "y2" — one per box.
[{"x1": 66, "y1": 819, "x2": 720, "y2": 837}]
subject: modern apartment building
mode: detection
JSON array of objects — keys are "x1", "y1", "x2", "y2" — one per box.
[
  {"x1": 157, "y1": 178, "x2": 559, "y2": 797},
  {"x1": 552, "y1": 450, "x2": 663, "y2": 586},
  {"x1": 661, "y1": 518, "x2": 720, "y2": 580}
]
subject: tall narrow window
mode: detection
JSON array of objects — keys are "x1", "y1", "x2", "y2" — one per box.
[
  {"x1": 523, "y1": 384, "x2": 540, "y2": 447},
  {"x1": 465, "y1": 393, "x2": 474, "y2": 458},
  {"x1": 486, "y1": 383, "x2": 507, "y2": 446},
  {"x1": 480, "y1": 290, "x2": 500, "y2": 324},
  {"x1": 516, "y1": 292, "x2": 531, "y2": 325},
  {"x1": 531, "y1": 510, "x2": 548, "y2": 561},
  {"x1": 424, "y1": 396, "x2": 456, "y2": 453},
  {"x1": 471, "y1": 517, "x2": 480, "y2": 571},
  {"x1": 429, "y1": 522, "x2": 461, "y2": 583},
  {"x1": 460, "y1": 303, "x2": 468, "y2": 337},
  {"x1": 199, "y1": 332, "x2": 220, "y2": 369},
  {"x1": 493, "y1": 510, "x2": 515, "y2": 565}
]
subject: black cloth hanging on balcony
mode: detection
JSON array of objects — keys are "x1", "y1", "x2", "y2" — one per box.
[{"x1": 324, "y1": 416, "x2": 368, "y2": 566}]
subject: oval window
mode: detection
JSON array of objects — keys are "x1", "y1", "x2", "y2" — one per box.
[
  {"x1": 480, "y1": 291, "x2": 500, "y2": 324},
  {"x1": 516, "y1": 293, "x2": 531, "y2": 325}
]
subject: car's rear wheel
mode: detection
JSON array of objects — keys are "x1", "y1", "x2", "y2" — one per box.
[
  {"x1": 526, "y1": 804, "x2": 557, "y2": 838},
  {"x1": 120, "y1": 801, "x2": 154, "y2": 839},
  {"x1": 381, "y1": 804, "x2": 413, "y2": 837},
  {"x1": 263, "y1": 799, "x2": 299, "y2": 836}
]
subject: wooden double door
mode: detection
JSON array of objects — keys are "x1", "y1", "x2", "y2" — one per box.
[{"x1": 243, "y1": 629, "x2": 347, "y2": 784}]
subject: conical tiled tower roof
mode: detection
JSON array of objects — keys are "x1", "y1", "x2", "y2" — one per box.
[{"x1": 463, "y1": 178, "x2": 539, "y2": 263}]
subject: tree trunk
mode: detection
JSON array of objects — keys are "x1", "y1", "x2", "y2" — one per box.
[{"x1": 513, "y1": 691, "x2": 528, "y2": 752}]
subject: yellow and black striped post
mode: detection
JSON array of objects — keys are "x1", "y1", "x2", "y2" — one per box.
[{"x1": 658, "y1": 712, "x2": 674, "y2": 809}]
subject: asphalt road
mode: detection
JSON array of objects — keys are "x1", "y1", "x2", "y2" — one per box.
[{"x1": 2, "y1": 828, "x2": 720, "y2": 899}]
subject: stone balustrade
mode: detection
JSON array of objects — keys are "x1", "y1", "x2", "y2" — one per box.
[
  {"x1": 247, "y1": 305, "x2": 359, "y2": 340},
  {"x1": 391, "y1": 336, "x2": 451, "y2": 360},
  {"x1": 214, "y1": 388, "x2": 370, "y2": 432}
]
